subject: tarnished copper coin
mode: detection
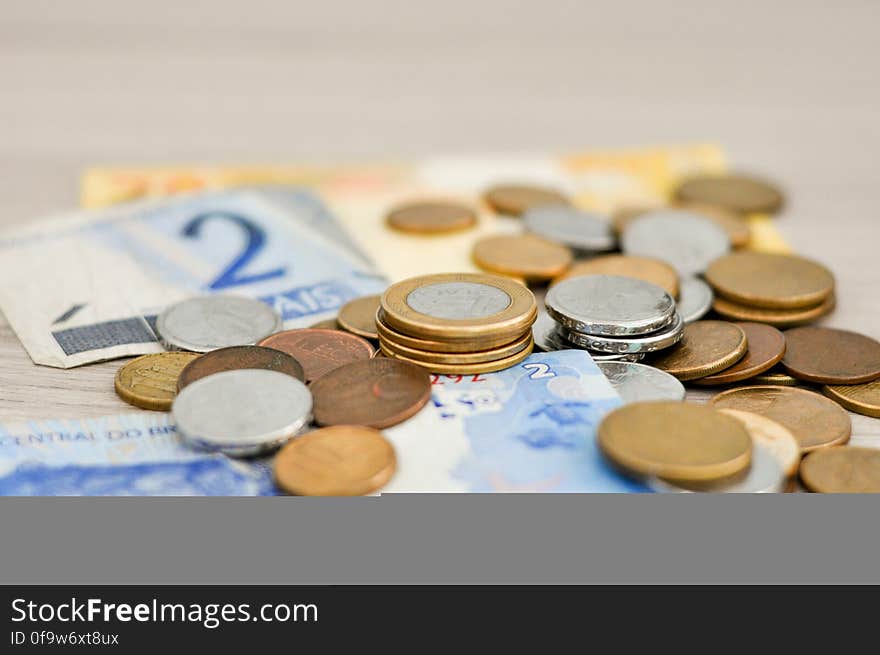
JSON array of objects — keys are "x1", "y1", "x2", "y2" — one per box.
[
  {"x1": 710, "y1": 386, "x2": 851, "y2": 453},
  {"x1": 337, "y1": 295, "x2": 381, "y2": 340},
  {"x1": 274, "y1": 426, "x2": 397, "y2": 496},
  {"x1": 705, "y1": 252, "x2": 835, "y2": 310},
  {"x1": 115, "y1": 352, "x2": 200, "y2": 411},
  {"x1": 692, "y1": 323, "x2": 785, "y2": 386},
  {"x1": 751, "y1": 366, "x2": 800, "y2": 387},
  {"x1": 782, "y1": 327, "x2": 880, "y2": 385},
  {"x1": 647, "y1": 320, "x2": 747, "y2": 381},
  {"x1": 800, "y1": 447, "x2": 880, "y2": 493},
  {"x1": 472, "y1": 234, "x2": 573, "y2": 281},
  {"x1": 614, "y1": 204, "x2": 751, "y2": 248},
  {"x1": 823, "y1": 379, "x2": 880, "y2": 418},
  {"x1": 310, "y1": 358, "x2": 431, "y2": 428},
  {"x1": 483, "y1": 183, "x2": 569, "y2": 216},
  {"x1": 712, "y1": 294, "x2": 835, "y2": 327},
  {"x1": 177, "y1": 345, "x2": 305, "y2": 391},
  {"x1": 552, "y1": 254, "x2": 679, "y2": 298},
  {"x1": 386, "y1": 200, "x2": 477, "y2": 234},
  {"x1": 673, "y1": 173, "x2": 785, "y2": 215},
  {"x1": 258, "y1": 328, "x2": 375, "y2": 383}
]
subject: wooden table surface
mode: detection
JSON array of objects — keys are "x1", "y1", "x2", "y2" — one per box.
[{"x1": 1, "y1": 1, "x2": 878, "y2": 447}]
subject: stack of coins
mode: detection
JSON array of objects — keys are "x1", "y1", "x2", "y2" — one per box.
[{"x1": 377, "y1": 272, "x2": 537, "y2": 373}]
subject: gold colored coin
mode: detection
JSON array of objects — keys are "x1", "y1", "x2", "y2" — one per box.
[
  {"x1": 799, "y1": 447, "x2": 880, "y2": 493},
  {"x1": 379, "y1": 330, "x2": 533, "y2": 365},
  {"x1": 114, "y1": 352, "x2": 200, "y2": 411},
  {"x1": 552, "y1": 254, "x2": 679, "y2": 298},
  {"x1": 381, "y1": 340, "x2": 534, "y2": 374},
  {"x1": 751, "y1": 366, "x2": 800, "y2": 387},
  {"x1": 673, "y1": 173, "x2": 785, "y2": 215},
  {"x1": 597, "y1": 401, "x2": 752, "y2": 482},
  {"x1": 273, "y1": 426, "x2": 397, "y2": 496},
  {"x1": 472, "y1": 234, "x2": 572, "y2": 281},
  {"x1": 337, "y1": 295, "x2": 381, "y2": 340},
  {"x1": 705, "y1": 252, "x2": 835, "y2": 310},
  {"x1": 712, "y1": 294, "x2": 835, "y2": 327},
  {"x1": 614, "y1": 204, "x2": 751, "y2": 248},
  {"x1": 719, "y1": 409, "x2": 801, "y2": 477},
  {"x1": 376, "y1": 310, "x2": 519, "y2": 353},
  {"x1": 386, "y1": 200, "x2": 477, "y2": 234},
  {"x1": 823, "y1": 379, "x2": 880, "y2": 418},
  {"x1": 483, "y1": 183, "x2": 569, "y2": 216},
  {"x1": 308, "y1": 318, "x2": 339, "y2": 330},
  {"x1": 647, "y1": 320, "x2": 748, "y2": 381},
  {"x1": 710, "y1": 386, "x2": 851, "y2": 453}
]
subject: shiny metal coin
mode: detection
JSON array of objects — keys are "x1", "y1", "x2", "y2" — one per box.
[
  {"x1": 545, "y1": 274, "x2": 676, "y2": 336},
  {"x1": 588, "y1": 350, "x2": 645, "y2": 362},
  {"x1": 533, "y1": 310, "x2": 643, "y2": 360},
  {"x1": 597, "y1": 361, "x2": 685, "y2": 404},
  {"x1": 677, "y1": 276, "x2": 714, "y2": 324},
  {"x1": 560, "y1": 312, "x2": 684, "y2": 354},
  {"x1": 523, "y1": 205, "x2": 616, "y2": 251},
  {"x1": 621, "y1": 210, "x2": 731, "y2": 276},
  {"x1": 157, "y1": 295, "x2": 281, "y2": 353},
  {"x1": 650, "y1": 441, "x2": 786, "y2": 493},
  {"x1": 405, "y1": 281, "x2": 512, "y2": 319},
  {"x1": 172, "y1": 369, "x2": 312, "y2": 457}
]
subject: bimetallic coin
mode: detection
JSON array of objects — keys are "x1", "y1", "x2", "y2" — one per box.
[
  {"x1": 781, "y1": 327, "x2": 880, "y2": 385},
  {"x1": 710, "y1": 386, "x2": 851, "y2": 453},
  {"x1": 483, "y1": 183, "x2": 569, "y2": 216},
  {"x1": 648, "y1": 320, "x2": 747, "y2": 381},
  {"x1": 621, "y1": 210, "x2": 731, "y2": 276},
  {"x1": 380, "y1": 330, "x2": 532, "y2": 365},
  {"x1": 381, "y1": 339, "x2": 534, "y2": 374},
  {"x1": 172, "y1": 369, "x2": 312, "y2": 456},
  {"x1": 386, "y1": 200, "x2": 477, "y2": 234},
  {"x1": 115, "y1": 352, "x2": 200, "y2": 411},
  {"x1": 597, "y1": 361, "x2": 686, "y2": 404},
  {"x1": 676, "y1": 276, "x2": 714, "y2": 324},
  {"x1": 552, "y1": 254, "x2": 679, "y2": 298},
  {"x1": 257, "y1": 329, "x2": 375, "y2": 383},
  {"x1": 156, "y1": 295, "x2": 281, "y2": 353},
  {"x1": 176, "y1": 345, "x2": 305, "y2": 390},
  {"x1": 376, "y1": 309, "x2": 519, "y2": 353},
  {"x1": 799, "y1": 447, "x2": 880, "y2": 493},
  {"x1": 712, "y1": 294, "x2": 835, "y2": 327},
  {"x1": 651, "y1": 441, "x2": 786, "y2": 493},
  {"x1": 472, "y1": 234, "x2": 573, "y2": 281},
  {"x1": 597, "y1": 401, "x2": 752, "y2": 482},
  {"x1": 719, "y1": 409, "x2": 801, "y2": 477},
  {"x1": 823, "y1": 379, "x2": 880, "y2": 418},
  {"x1": 752, "y1": 366, "x2": 800, "y2": 387},
  {"x1": 337, "y1": 294, "x2": 381, "y2": 340},
  {"x1": 545, "y1": 275, "x2": 676, "y2": 336},
  {"x1": 274, "y1": 426, "x2": 397, "y2": 496},
  {"x1": 560, "y1": 313, "x2": 684, "y2": 354},
  {"x1": 692, "y1": 323, "x2": 785, "y2": 386},
  {"x1": 673, "y1": 173, "x2": 785, "y2": 215},
  {"x1": 523, "y1": 205, "x2": 615, "y2": 251}
]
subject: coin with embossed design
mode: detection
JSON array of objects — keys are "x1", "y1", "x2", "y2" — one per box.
[
  {"x1": 258, "y1": 328, "x2": 375, "y2": 383},
  {"x1": 115, "y1": 352, "x2": 200, "y2": 410}
]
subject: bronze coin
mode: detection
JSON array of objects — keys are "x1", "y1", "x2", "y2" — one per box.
[
  {"x1": 614, "y1": 204, "x2": 751, "y2": 248},
  {"x1": 823, "y1": 379, "x2": 880, "y2": 418},
  {"x1": 379, "y1": 329, "x2": 533, "y2": 365},
  {"x1": 258, "y1": 328, "x2": 375, "y2": 383},
  {"x1": 710, "y1": 386, "x2": 851, "y2": 453},
  {"x1": 177, "y1": 345, "x2": 305, "y2": 390},
  {"x1": 115, "y1": 352, "x2": 200, "y2": 411},
  {"x1": 711, "y1": 293, "x2": 835, "y2": 327},
  {"x1": 799, "y1": 447, "x2": 880, "y2": 493},
  {"x1": 472, "y1": 234, "x2": 573, "y2": 281},
  {"x1": 386, "y1": 200, "x2": 477, "y2": 234},
  {"x1": 337, "y1": 295, "x2": 381, "y2": 340},
  {"x1": 647, "y1": 320, "x2": 748, "y2": 381},
  {"x1": 309, "y1": 318, "x2": 339, "y2": 330},
  {"x1": 751, "y1": 365, "x2": 800, "y2": 387},
  {"x1": 552, "y1": 254, "x2": 679, "y2": 298},
  {"x1": 692, "y1": 323, "x2": 786, "y2": 386},
  {"x1": 375, "y1": 309, "x2": 522, "y2": 353},
  {"x1": 310, "y1": 357, "x2": 431, "y2": 428},
  {"x1": 705, "y1": 252, "x2": 834, "y2": 310},
  {"x1": 483, "y1": 183, "x2": 570, "y2": 216},
  {"x1": 673, "y1": 173, "x2": 784, "y2": 215},
  {"x1": 781, "y1": 327, "x2": 880, "y2": 385}
]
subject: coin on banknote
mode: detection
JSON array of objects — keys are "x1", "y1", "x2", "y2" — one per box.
[
  {"x1": 710, "y1": 386, "x2": 851, "y2": 453},
  {"x1": 799, "y1": 447, "x2": 880, "y2": 493},
  {"x1": 257, "y1": 328, "x2": 375, "y2": 383},
  {"x1": 705, "y1": 252, "x2": 835, "y2": 309},
  {"x1": 621, "y1": 210, "x2": 731, "y2": 275},
  {"x1": 381, "y1": 339, "x2": 534, "y2": 374},
  {"x1": 157, "y1": 295, "x2": 282, "y2": 353},
  {"x1": 310, "y1": 358, "x2": 431, "y2": 428},
  {"x1": 552, "y1": 254, "x2": 679, "y2": 298},
  {"x1": 597, "y1": 361, "x2": 685, "y2": 403},
  {"x1": 273, "y1": 425, "x2": 397, "y2": 496},
  {"x1": 337, "y1": 295, "x2": 381, "y2": 340},
  {"x1": 751, "y1": 366, "x2": 800, "y2": 387},
  {"x1": 616, "y1": 206, "x2": 750, "y2": 248},
  {"x1": 648, "y1": 320, "x2": 747, "y2": 381},
  {"x1": 673, "y1": 173, "x2": 784, "y2": 215},
  {"x1": 176, "y1": 345, "x2": 305, "y2": 390},
  {"x1": 114, "y1": 352, "x2": 200, "y2": 410},
  {"x1": 651, "y1": 441, "x2": 786, "y2": 493},
  {"x1": 692, "y1": 323, "x2": 785, "y2": 386},
  {"x1": 386, "y1": 200, "x2": 477, "y2": 234},
  {"x1": 712, "y1": 294, "x2": 835, "y2": 327},
  {"x1": 560, "y1": 313, "x2": 685, "y2": 354},
  {"x1": 173, "y1": 369, "x2": 312, "y2": 456},
  {"x1": 472, "y1": 234, "x2": 573, "y2": 281},
  {"x1": 597, "y1": 401, "x2": 752, "y2": 481},
  {"x1": 676, "y1": 276, "x2": 714, "y2": 324},
  {"x1": 483, "y1": 183, "x2": 569, "y2": 216},
  {"x1": 781, "y1": 327, "x2": 880, "y2": 385},
  {"x1": 718, "y1": 409, "x2": 800, "y2": 477},
  {"x1": 523, "y1": 206, "x2": 615, "y2": 251},
  {"x1": 823, "y1": 379, "x2": 880, "y2": 418}
]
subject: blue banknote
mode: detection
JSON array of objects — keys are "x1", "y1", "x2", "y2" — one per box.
[{"x1": 383, "y1": 350, "x2": 650, "y2": 493}]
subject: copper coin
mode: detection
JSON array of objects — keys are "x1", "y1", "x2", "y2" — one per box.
[
  {"x1": 614, "y1": 204, "x2": 751, "y2": 248},
  {"x1": 337, "y1": 295, "x2": 381, "y2": 340},
  {"x1": 705, "y1": 252, "x2": 835, "y2": 310},
  {"x1": 483, "y1": 183, "x2": 569, "y2": 216},
  {"x1": 310, "y1": 358, "x2": 431, "y2": 428},
  {"x1": 799, "y1": 447, "x2": 880, "y2": 493},
  {"x1": 309, "y1": 318, "x2": 339, "y2": 330},
  {"x1": 673, "y1": 173, "x2": 784, "y2": 215},
  {"x1": 712, "y1": 294, "x2": 835, "y2": 327},
  {"x1": 177, "y1": 345, "x2": 305, "y2": 390},
  {"x1": 692, "y1": 323, "x2": 786, "y2": 386},
  {"x1": 781, "y1": 327, "x2": 880, "y2": 385},
  {"x1": 710, "y1": 386, "x2": 851, "y2": 453},
  {"x1": 274, "y1": 425, "x2": 397, "y2": 496},
  {"x1": 751, "y1": 366, "x2": 800, "y2": 387},
  {"x1": 552, "y1": 254, "x2": 679, "y2": 298},
  {"x1": 386, "y1": 200, "x2": 477, "y2": 234},
  {"x1": 823, "y1": 379, "x2": 880, "y2": 418},
  {"x1": 258, "y1": 328, "x2": 375, "y2": 383},
  {"x1": 472, "y1": 234, "x2": 573, "y2": 281},
  {"x1": 115, "y1": 352, "x2": 200, "y2": 411},
  {"x1": 647, "y1": 320, "x2": 747, "y2": 381}
]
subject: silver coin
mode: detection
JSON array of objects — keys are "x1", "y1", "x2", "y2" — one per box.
[
  {"x1": 676, "y1": 276, "x2": 714, "y2": 323},
  {"x1": 533, "y1": 310, "x2": 644, "y2": 360},
  {"x1": 523, "y1": 206, "x2": 616, "y2": 251},
  {"x1": 597, "y1": 361, "x2": 685, "y2": 404},
  {"x1": 588, "y1": 350, "x2": 645, "y2": 362},
  {"x1": 649, "y1": 441, "x2": 786, "y2": 494},
  {"x1": 157, "y1": 295, "x2": 282, "y2": 353},
  {"x1": 560, "y1": 312, "x2": 684, "y2": 354},
  {"x1": 172, "y1": 369, "x2": 312, "y2": 457},
  {"x1": 621, "y1": 209, "x2": 731, "y2": 275},
  {"x1": 406, "y1": 282, "x2": 511, "y2": 319}
]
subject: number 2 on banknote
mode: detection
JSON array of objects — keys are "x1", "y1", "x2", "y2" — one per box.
[
  {"x1": 522, "y1": 362, "x2": 555, "y2": 379},
  {"x1": 182, "y1": 212, "x2": 286, "y2": 289}
]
